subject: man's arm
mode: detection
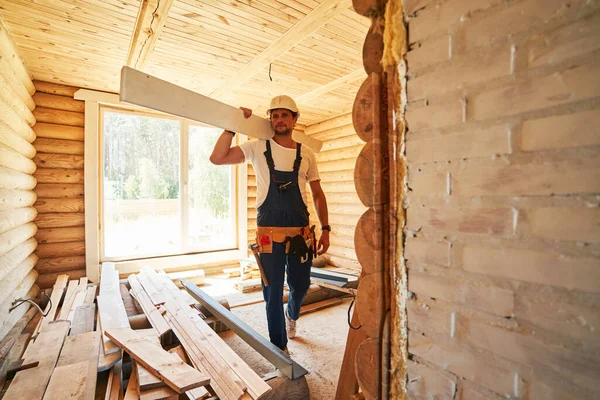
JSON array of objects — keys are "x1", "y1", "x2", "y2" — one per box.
[
  {"x1": 210, "y1": 108, "x2": 253, "y2": 165},
  {"x1": 209, "y1": 130, "x2": 245, "y2": 165},
  {"x1": 309, "y1": 180, "x2": 330, "y2": 255}
]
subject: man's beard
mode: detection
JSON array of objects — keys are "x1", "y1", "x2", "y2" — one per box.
[{"x1": 273, "y1": 126, "x2": 292, "y2": 136}]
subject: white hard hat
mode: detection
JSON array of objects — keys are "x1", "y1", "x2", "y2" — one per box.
[{"x1": 267, "y1": 95, "x2": 299, "y2": 114}]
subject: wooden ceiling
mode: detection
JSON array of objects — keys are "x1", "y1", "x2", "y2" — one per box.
[{"x1": 0, "y1": 0, "x2": 371, "y2": 125}]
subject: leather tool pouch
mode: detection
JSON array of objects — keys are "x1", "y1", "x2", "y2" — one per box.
[{"x1": 256, "y1": 226, "x2": 310, "y2": 255}]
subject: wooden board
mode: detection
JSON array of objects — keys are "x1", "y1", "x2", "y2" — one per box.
[
  {"x1": 70, "y1": 304, "x2": 96, "y2": 335},
  {"x1": 97, "y1": 295, "x2": 130, "y2": 355},
  {"x1": 105, "y1": 327, "x2": 210, "y2": 394},
  {"x1": 128, "y1": 274, "x2": 170, "y2": 336},
  {"x1": 38, "y1": 274, "x2": 68, "y2": 330},
  {"x1": 3, "y1": 320, "x2": 70, "y2": 400},
  {"x1": 120, "y1": 67, "x2": 322, "y2": 152},
  {"x1": 42, "y1": 331, "x2": 100, "y2": 400}
]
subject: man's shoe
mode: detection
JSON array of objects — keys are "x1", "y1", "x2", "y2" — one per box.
[
  {"x1": 285, "y1": 308, "x2": 297, "y2": 339},
  {"x1": 282, "y1": 346, "x2": 290, "y2": 355}
]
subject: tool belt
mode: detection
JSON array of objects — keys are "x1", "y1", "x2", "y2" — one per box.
[{"x1": 256, "y1": 225, "x2": 316, "y2": 261}]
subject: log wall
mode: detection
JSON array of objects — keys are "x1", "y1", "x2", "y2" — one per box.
[
  {"x1": 0, "y1": 18, "x2": 40, "y2": 341},
  {"x1": 31, "y1": 81, "x2": 86, "y2": 289},
  {"x1": 404, "y1": 1, "x2": 600, "y2": 399},
  {"x1": 305, "y1": 113, "x2": 367, "y2": 271}
]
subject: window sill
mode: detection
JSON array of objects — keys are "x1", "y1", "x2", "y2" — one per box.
[{"x1": 112, "y1": 249, "x2": 244, "y2": 276}]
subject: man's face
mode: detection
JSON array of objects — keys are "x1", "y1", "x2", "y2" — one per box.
[{"x1": 270, "y1": 108, "x2": 297, "y2": 136}]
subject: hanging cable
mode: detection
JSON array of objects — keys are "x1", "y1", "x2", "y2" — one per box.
[
  {"x1": 9, "y1": 292, "x2": 51, "y2": 317},
  {"x1": 268, "y1": 63, "x2": 273, "y2": 81},
  {"x1": 347, "y1": 296, "x2": 362, "y2": 330}
]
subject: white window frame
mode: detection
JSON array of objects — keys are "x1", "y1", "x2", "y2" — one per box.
[{"x1": 75, "y1": 89, "x2": 247, "y2": 282}]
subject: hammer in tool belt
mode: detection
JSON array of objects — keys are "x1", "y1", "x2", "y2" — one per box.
[{"x1": 249, "y1": 244, "x2": 269, "y2": 287}]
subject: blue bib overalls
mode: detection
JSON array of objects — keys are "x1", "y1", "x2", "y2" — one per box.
[{"x1": 257, "y1": 140, "x2": 313, "y2": 350}]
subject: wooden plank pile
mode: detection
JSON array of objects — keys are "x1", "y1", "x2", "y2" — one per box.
[{"x1": 0, "y1": 263, "x2": 272, "y2": 399}]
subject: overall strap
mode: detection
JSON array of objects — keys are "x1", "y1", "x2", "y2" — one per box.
[
  {"x1": 293, "y1": 143, "x2": 302, "y2": 171},
  {"x1": 263, "y1": 140, "x2": 275, "y2": 168}
]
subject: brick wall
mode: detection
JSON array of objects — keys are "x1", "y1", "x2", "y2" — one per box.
[{"x1": 403, "y1": 0, "x2": 600, "y2": 398}]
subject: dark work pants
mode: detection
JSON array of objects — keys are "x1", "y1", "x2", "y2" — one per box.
[{"x1": 259, "y1": 241, "x2": 312, "y2": 350}]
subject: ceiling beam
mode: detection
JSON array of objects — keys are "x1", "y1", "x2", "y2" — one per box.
[
  {"x1": 210, "y1": 0, "x2": 351, "y2": 100},
  {"x1": 296, "y1": 68, "x2": 366, "y2": 102},
  {"x1": 126, "y1": 0, "x2": 175, "y2": 70}
]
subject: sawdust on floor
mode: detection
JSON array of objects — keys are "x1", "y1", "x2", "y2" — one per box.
[{"x1": 218, "y1": 297, "x2": 352, "y2": 400}]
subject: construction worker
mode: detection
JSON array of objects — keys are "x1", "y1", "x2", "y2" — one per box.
[{"x1": 209, "y1": 95, "x2": 330, "y2": 352}]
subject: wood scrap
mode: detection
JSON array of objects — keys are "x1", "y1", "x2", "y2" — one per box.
[
  {"x1": 168, "y1": 301, "x2": 271, "y2": 399},
  {"x1": 168, "y1": 347, "x2": 211, "y2": 400},
  {"x1": 162, "y1": 310, "x2": 243, "y2": 400},
  {"x1": 235, "y1": 278, "x2": 262, "y2": 293},
  {"x1": 70, "y1": 304, "x2": 96, "y2": 335},
  {"x1": 3, "y1": 320, "x2": 70, "y2": 400},
  {"x1": 120, "y1": 283, "x2": 141, "y2": 316},
  {"x1": 42, "y1": 331, "x2": 100, "y2": 400},
  {"x1": 105, "y1": 361, "x2": 123, "y2": 400},
  {"x1": 0, "y1": 332, "x2": 31, "y2": 388},
  {"x1": 128, "y1": 275, "x2": 170, "y2": 337},
  {"x1": 123, "y1": 367, "x2": 139, "y2": 400},
  {"x1": 105, "y1": 327, "x2": 210, "y2": 394},
  {"x1": 223, "y1": 267, "x2": 241, "y2": 278},
  {"x1": 97, "y1": 295, "x2": 131, "y2": 355},
  {"x1": 138, "y1": 268, "x2": 167, "y2": 306},
  {"x1": 84, "y1": 284, "x2": 97, "y2": 304},
  {"x1": 37, "y1": 274, "x2": 68, "y2": 333},
  {"x1": 133, "y1": 361, "x2": 178, "y2": 400},
  {"x1": 299, "y1": 297, "x2": 343, "y2": 315},
  {"x1": 59, "y1": 277, "x2": 88, "y2": 321}
]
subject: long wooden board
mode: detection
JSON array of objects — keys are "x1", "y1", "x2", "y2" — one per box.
[
  {"x1": 97, "y1": 295, "x2": 131, "y2": 355},
  {"x1": 128, "y1": 275, "x2": 170, "y2": 336},
  {"x1": 105, "y1": 327, "x2": 210, "y2": 393},
  {"x1": 120, "y1": 67, "x2": 323, "y2": 152},
  {"x1": 3, "y1": 320, "x2": 70, "y2": 400},
  {"x1": 42, "y1": 331, "x2": 100, "y2": 400}
]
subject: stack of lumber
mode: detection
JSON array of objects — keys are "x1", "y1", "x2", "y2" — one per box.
[
  {"x1": 123, "y1": 266, "x2": 272, "y2": 400},
  {"x1": 2, "y1": 272, "x2": 99, "y2": 400}
]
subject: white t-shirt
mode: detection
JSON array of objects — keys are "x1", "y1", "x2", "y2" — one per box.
[{"x1": 239, "y1": 139, "x2": 320, "y2": 208}]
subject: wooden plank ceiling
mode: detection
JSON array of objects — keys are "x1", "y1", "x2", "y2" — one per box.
[{"x1": 0, "y1": 0, "x2": 370, "y2": 125}]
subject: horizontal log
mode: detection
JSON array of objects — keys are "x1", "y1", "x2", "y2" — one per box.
[
  {"x1": 33, "y1": 123, "x2": 84, "y2": 141},
  {"x1": 0, "y1": 74, "x2": 35, "y2": 126},
  {"x1": 33, "y1": 81, "x2": 79, "y2": 97},
  {"x1": 36, "y1": 240, "x2": 85, "y2": 259},
  {"x1": 32, "y1": 92, "x2": 84, "y2": 113},
  {"x1": 0, "y1": 166, "x2": 36, "y2": 190},
  {"x1": 34, "y1": 255, "x2": 86, "y2": 275},
  {"x1": 0, "y1": 254, "x2": 37, "y2": 306},
  {"x1": 328, "y1": 202, "x2": 367, "y2": 216},
  {"x1": 0, "y1": 145, "x2": 36, "y2": 174},
  {"x1": 312, "y1": 124, "x2": 357, "y2": 141},
  {"x1": 327, "y1": 245, "x2": 358, "y2": 261},
  {"x1": 34, "y1": 212, "x2": 84, "y2": 228},
  {"x1": 316, "y1": 144, "x2": 363, "y2": 162},
  {"x1": 327, "y1": 254, "x2": 361, "y2": 271},
  {"x1": 0, "y1": 120, "x2": 36, "y2": 157},
  {"x1": 0, "y1": 102, "x2": 35, "y2": 141},
  {"x1": 329, "y1": 233, "x2": 355, "y2": 249},
  {"x1": 0, "y1": 274, "x2": 38, "y2": 338},
  {"x1": 35, "y1": 226, "x2": 85, "y2": 244},
  {"x1": 320, "y1": 181, "x2": 358, "y2": 194},
  {"x1": 327, "y1": 223, "x2": 356, "y2": 237},
  {"x1": 0, "y1": 222, "x2": 37, "y2": 257},
  {"x1": 320, "y1": 134, "x2": 364, "y2": 152},
  {"x1": 35, "y1": 183, "x2": 83, "y2": 198},
  {"x1": 330, "y1": 213, "x2": 360, "y2": 226},
  {"x1": 305, "y1": 113, "x2": 352, "y2": 136},
  {"x1": 0, "y1": 189, "x2": 36, "y2": 210},
  {"x1": 320, "y1": 169, "x2": 354, "y2": 183},
  {"x1": 33, "y1": 153, "x2": 84, "y2": 169},
  {"x1": 33, "y1": 107, "x2": 84, "y2": 127},
  {"x1": 0, "y1": 55, "x2": 35, "y2": 111},
  {"x1": 33, "y1": 138, "x2": 84, "y2": 155},
  {"x1": 36, "y1": 269, "x2": 86, "y2": 290},
  {"x1": 0, "y1": 207, "x2": 37, "y2": 235},
  {"x1": 33, "y1": 168, "x2": 84, "y2": 184},
  {"x1": 0, "y1": 237, "x2": 37, "y2": 283},
  {"x1": 318, "y1": 157, "x2": 356, "y2": 172},
  {"x1": 0, "y1": 284, "x2": 39, "y2": 342},
  {"x1": 34, "y1": 198, "x2": 84, "y2": 213},
  {"x1": 0, "y1": 22, "x2": 35, "y2": 95}
]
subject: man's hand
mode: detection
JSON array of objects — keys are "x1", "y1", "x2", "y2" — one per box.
[
  {"x1": 240, "y1": 107, "x2": 252, "y2": 119},
  {"x1": 317, "y1": 231, "x2": 330, "y2": 255}
]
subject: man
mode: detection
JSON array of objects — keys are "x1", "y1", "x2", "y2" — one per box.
[{"x1": 210, "y1": 95, "x2": 330, "y2": 352}]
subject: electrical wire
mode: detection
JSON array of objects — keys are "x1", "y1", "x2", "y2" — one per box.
[{"x1": 347, "y1": 296, "x2": 362, "y2": 330}]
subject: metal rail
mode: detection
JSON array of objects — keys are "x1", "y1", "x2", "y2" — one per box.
[{"x1": 181, "y1": 280, "x2": 309, "y2": 380}]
